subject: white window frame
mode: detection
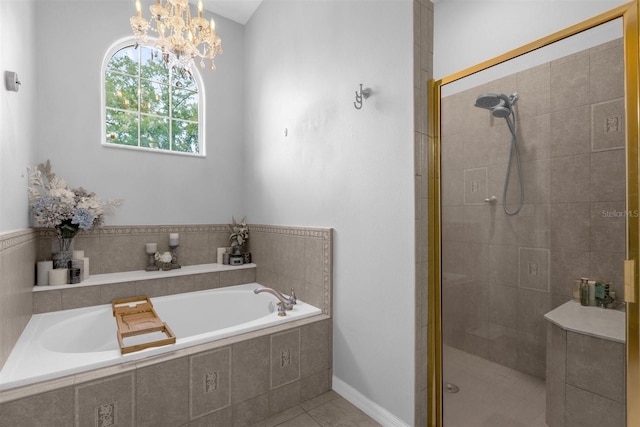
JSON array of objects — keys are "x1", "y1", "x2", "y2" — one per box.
[{"x1": 100, "y1": 37, "x2": 206, "y2": 157}]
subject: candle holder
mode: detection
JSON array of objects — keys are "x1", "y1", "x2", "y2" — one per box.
[
  {"x1": 169, "y1": 244, "x2": 182, "y2": 269},
  {"x1": 145, "y1": 250, "x2": 159, "y2": 271}
]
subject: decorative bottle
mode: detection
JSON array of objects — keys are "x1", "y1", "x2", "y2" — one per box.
[{"x1": 579, "y1": 278, "x2": 590, "y2": 306}]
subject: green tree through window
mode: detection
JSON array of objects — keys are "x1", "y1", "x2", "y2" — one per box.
[{"x1": 103, "y1": 44, "x2": 202, "y2": 155}]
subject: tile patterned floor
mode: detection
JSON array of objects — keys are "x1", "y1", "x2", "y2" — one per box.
[
  {"x1": 254, "y1": 346, "x2": 547, "y2": 427},
  {"x1": 443, "y1": 345, "x2": 547, "y2": 427},
  {"x1": 252, "y1": 391, "x2": 381, "y2": 427}
]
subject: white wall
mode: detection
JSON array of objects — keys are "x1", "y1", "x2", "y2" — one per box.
[
  {"x1": 0, "y1": 0, "x2": 37, "y2": 232},
  {"x1": 435, "y1": 0, "x2": 627, "y2": 94},
  {"x1": 33, "y1": 0, "x2": 246, "y2": 225},
  {"x1": 244, "y1": 0, "x2": 416, "y2": 424}
]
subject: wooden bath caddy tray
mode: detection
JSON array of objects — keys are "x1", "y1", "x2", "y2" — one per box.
[{"x1": 112, "y1": 296, "x2": 176, "y2": 354}]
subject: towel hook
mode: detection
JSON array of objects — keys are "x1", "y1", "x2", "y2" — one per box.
[{"x1": 353, "y1": 83, "x2": 371, "y2": 110}]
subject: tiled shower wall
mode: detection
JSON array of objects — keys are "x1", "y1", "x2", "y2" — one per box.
[
  {"x1": 413, "y1": 0, "x2": 433, "y2": 425},
  {"x1": 441, "y1": 38, "x2": 625, "y2": 378}
]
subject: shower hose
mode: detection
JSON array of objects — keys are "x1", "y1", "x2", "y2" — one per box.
[{"x1": 503, "y1": 113, "x2": 524, "y2": 216}]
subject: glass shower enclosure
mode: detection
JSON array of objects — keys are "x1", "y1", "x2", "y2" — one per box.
[{"x1": 427, "y1": 4, "x2": 640, "y2": 426}]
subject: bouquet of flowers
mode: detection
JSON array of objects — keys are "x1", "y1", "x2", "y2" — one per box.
[
  {"x1": 27, "y1": 160, "x2": 122, "y2": 241},
  {"x1": 228, "y1": 216, "x2": 249, "y2": 249}
]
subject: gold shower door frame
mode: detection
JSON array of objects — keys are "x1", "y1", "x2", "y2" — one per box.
[{"x1": 427, "y1": 2, "x2": 640, "y2": 426}]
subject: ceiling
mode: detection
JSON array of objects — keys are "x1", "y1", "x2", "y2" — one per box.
[{"x1": 204, "y1": 0, "x2": 263, "y2": 25}]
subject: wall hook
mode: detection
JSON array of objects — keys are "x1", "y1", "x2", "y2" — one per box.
[{"x1": 353, "y1": 83, "x2": 371, "y2": 110}]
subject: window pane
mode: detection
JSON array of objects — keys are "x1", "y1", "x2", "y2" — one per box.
[
  {"x1": 140, "y1": 81, "x2": 169, "y2": 116},
  {"x1": 105, "y1": 109, "x2": 138, "y2": 146},
  {"x1": 172, "y1": 120, "x2": 198, "y2": 153},
  {"x1": 140, "y1": 115, "x2": 170, "y2": 150},
  {"x1": 172, "y1": 88, "x2": 198, "y2": 121},
  {"x1": 173, "y1": 69, "x2": 197, "y2": 91},
  {"x1": 103, "y1": 42, "x2": 203, "y2": 156},
  {"x1": 105, "y1": 71, "x2": 139, "y2": 111},
  {"x1": 107, "y1": 46, "x2": 139, "y2": 76},
  {"x1": 141, "y1": 46, "x2": 169, "y2": 84}
]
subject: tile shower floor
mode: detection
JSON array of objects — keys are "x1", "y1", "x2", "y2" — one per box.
[
  {"x1": 252, "y1": 390, "x2": 381, "y2": 427},
  {"x1": 443, "y1": 345, "x2": 547, "y2": 427}
]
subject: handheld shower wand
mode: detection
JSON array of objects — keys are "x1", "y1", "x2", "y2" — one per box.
[{"x1": 474, "y1": 92, "x2": 523, "y2": 216}]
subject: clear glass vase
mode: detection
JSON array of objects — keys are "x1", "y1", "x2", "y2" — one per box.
[{"x1": 53, "y1": 237, "x2": 74, "y2": 269}]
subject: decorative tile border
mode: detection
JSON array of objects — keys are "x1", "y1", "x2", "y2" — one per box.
[
  {"x1": 35, "y1": 224, "x2": 230, "y2": 238},
  {"x1": 249, "y1": 224, "x2": 330, "y2": 240},
  {"x1": 0, "y1": 229, "x2": 37, "y2": 253}
]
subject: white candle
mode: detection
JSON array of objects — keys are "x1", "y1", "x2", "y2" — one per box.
[
  {"x1": 37, "y1": 261, "x2": 53, "y2": 286},
  {"x1": 49, "y1": 268, "x2": 68, "y2": 286},
  {"x1": 73, "y1": 250, "x2": 85, "y2": 260},
  {"x1": 146, "y1": 243, "x2": 157, "y2": 253},
  {"x1": 83, "y1": 257, "x2": 90, "y2": 280},
  {"x1": 169, "y1": 233, "x2": 179, "y2": 246},
  {"x1": 217, "y1": 247, "x2": 226, "y2": 264}
]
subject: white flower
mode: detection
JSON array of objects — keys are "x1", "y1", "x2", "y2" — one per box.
[
  {"x1": 77, "y1": 196, "x2": 104, "y2": 216},
  {"x1": 154, "y1": 251, "x2": 172, "y2": 263},
  {"x1": 27, "y1": 160, "x2": 122, "y2": 234},
  {"x1": 49, "y1": 187, "x2": 76, "y2": 205}
]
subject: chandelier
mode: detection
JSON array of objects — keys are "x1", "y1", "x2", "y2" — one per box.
[{"x1": 130, "y1": 0, "x2": 223, "y2": 72}]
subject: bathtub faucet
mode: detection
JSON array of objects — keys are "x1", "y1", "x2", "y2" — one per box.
[{"x1": 253, "y1": 286, "x2": 296, "y2": 316}]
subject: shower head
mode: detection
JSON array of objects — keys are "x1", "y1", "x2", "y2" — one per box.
[
  {"x1": 474, "y1": 93, "x2": 504, "y2": 110},
  {"x1": 492, "y1": 106, "x2": 512, "y2": 118},
  {"x1": 474, "y1": 92, "x2": 519, "y2": 118}
]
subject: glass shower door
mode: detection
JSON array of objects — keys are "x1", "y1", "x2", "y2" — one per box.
[{"x1": 438, "y1": 17, "x2": 629, "y2": 427}]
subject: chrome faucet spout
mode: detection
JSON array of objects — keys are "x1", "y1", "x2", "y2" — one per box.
[{"x1": 253, "y1": 286, "x2": 295, "y2": 316}]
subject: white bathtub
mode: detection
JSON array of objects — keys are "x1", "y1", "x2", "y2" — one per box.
[{"x1": 0, "y1": 283, "x2": 321, "y2": 391}]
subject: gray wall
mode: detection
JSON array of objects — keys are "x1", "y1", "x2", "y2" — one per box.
[
  {"x1": 441, "y1": 38, "x2": 625, "y2": 378},
  {"x1": 33, "y1": 0, "x2": 245, "y2": 225},
  {"x1": 244, "y1": 1, "x2": 416, "y2": 423},
  {"x1": 0, "y1": 0, "x2": 37, "y2": 230}
]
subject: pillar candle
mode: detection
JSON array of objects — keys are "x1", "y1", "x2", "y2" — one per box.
[
  {"x1": 169, "y1": 233, "x2": 179, "y2": 246},
  {"x1": 49, "y1": 268, "x2": 68, "y2": 286},
  {"x1": 217, "y1": 247, "x2": 226, "y2": 264},
  {"x1": 146, "y1": 243, "x2": 157, "y2": 253},
  {"x1": 83, "y1": 257, "x2": 90, "y2": 280},
  {"x1": 73, "y1": 250, "x2": 85, "y2": 260},
  {"x1": 36, "y1": 261, "x2": 53, "y2": 286}
]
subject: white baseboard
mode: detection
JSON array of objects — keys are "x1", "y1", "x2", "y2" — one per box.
[{"x1": 331, "y1": 376, "x2": 411, "y2": 427}]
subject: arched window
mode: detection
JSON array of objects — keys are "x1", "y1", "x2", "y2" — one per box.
[{"x1": 102, "y1": 39, "x2": 205, "y2": 156}]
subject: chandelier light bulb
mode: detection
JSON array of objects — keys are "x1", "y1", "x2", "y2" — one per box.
[{"x1": 135, "y1": 0, "x2": 142, "y2": 16}]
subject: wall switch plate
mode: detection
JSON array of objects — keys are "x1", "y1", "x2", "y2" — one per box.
[{"x1": 4, "y1": 71, "x2": 20, "y2": 92}]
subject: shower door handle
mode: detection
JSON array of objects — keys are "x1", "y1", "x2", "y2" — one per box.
[{"x1": 624, "y1": 259, "x2": 636, "y2": 303}]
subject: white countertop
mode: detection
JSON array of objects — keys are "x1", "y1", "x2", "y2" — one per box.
[{"x1": 544, "y1": 300, "x2": 625, "y2": 343}]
